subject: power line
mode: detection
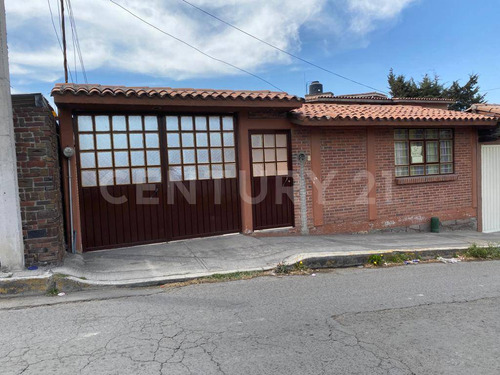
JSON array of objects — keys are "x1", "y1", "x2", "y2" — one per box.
[
  {"x1": 48, "y1": 0, "x2": 74, "y2": 82},
  {"x1": 108, "y1": 0, "x2": 284, "y2": 92},
  {"x1": 484, "y1": 87, "x2": 500, "y2": 92},
  {"x1": 65, "y1": 0, "x2": 88, "y2": 83},
  {"x1": 67, "y1": 0, "x2": 78, "y2": 82},
  {"x1": 179, "y1": 0, "x2": 387, "y2": 94},
  {"x1": 47, "y1": 0, "x2": 63, "y2": 52}
]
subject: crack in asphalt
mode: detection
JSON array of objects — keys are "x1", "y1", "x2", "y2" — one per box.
[{"x1": 2, "y1": 266, "x2": 500, "y2": 375}]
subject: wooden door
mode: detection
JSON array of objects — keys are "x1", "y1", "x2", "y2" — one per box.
[{"x1": 250, "y1": 131, "x2": 294, "y2": 230}]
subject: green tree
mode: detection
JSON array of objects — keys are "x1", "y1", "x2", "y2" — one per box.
[
  {"x1": 387, "y1": 69, "x2": 486, "y2": 111},
  {"x1": 445, "y1": 74, "x2": 486, "y2": 111}
]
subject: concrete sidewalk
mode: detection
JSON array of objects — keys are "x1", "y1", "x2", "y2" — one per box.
[
  {"x1": 2, "y1": 230, "x2": 500, "y2": 293},
  {"x1": 57, "y1": 230, "x2": 500, "y2": 284}
]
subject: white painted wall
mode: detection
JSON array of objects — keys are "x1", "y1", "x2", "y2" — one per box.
[
  {"x1": 0, "y1": 0, "x2": 24, "y2": 270},
  {"x1": 481, "y1": 145, "x2": 500, "y2": 233}
]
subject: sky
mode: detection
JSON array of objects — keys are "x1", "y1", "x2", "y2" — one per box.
[{"x1": 5, "y1": 0, "x2": 500, "y2": 105}]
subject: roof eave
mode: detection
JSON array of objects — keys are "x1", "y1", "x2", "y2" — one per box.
[
  {"x1": 290, "y1": 116, "x2": 499, "y2": 127},
  {"x1": 52, "y1": 93, "x2": 303, "y2": 110}
]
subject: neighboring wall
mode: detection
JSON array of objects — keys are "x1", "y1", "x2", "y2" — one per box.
[{"x1": 12, "y1": 94, "x2": 65, "y2": 265}]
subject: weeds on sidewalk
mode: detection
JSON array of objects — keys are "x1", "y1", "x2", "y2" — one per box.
[
  {"x1": 368, "y1": 254, "x2": 384, "y2": 266},
  {"x1": 463, "y1": 243, "x2": 500, "y2": 259},
  {"x1": 203, "y1": 271, "x2": 262, "y2": 281},
  {"x1": 274, "y1": 261, "x2": 310, "y2": 275},
  {"x1": 46, "y1": 287, "x2": 59, "y2": 296},
  {"x1": 161, "y1": 271, "x2": 267, "y2": 289},
  {"x1": 275, "y1": 262, "x2": 289, "y2": 274},
  {"x1": 368, "y1": 252, "x2": 421, "y2": 266}
]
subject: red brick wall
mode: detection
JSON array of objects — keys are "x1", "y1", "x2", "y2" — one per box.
[
  {"x1": 320, "y1": 128, "x2": 368, "y2": 227},
  {"x1": 13, "y1": 95, "x2": 65, "y2": 265},
  {"x1": 374, "y1": 127, "x2": 475, "y2": 229},
  {"x1": 290, "y1": 125, "x2": 476, "y2": 234}
]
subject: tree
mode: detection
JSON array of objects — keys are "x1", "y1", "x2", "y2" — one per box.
[
  {"x1": 445, "y1": 74, "x2": 486, "y2": 111},
  {"x1": 387, "y1": 69, "x2": 486, "y2": 111}
]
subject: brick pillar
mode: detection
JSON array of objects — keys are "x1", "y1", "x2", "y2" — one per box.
[{"x1": 12, "y1": 94, "x2": 65, "y2": 265}]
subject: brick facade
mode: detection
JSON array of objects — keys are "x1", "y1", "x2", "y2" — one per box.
[
  {"x1": 12, "y1": 94, "x2": 65, "y2": 265},
  {"x1": 291, "y1": 125, "x2": 477, "y2": 234},
  {"x1": 374, "y1": 127, "x2": 475, "y2": 231}
]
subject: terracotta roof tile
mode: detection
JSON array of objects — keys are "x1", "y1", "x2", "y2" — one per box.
[
  {"x1": 292, "y1": 103, "x2": 498, "y2": 124},
  {"x1": 392, "y1": 97, "x2": 454, "y2": 102},
  {"x1": 467, "y1": 104, "x2": 500, "y2": 116},
  {"x1": 305, "y1": 92, "x2": 454, "y2": 104},
  {"x1": 51, "y1": 83, "x2": 302, "y2": 103}
]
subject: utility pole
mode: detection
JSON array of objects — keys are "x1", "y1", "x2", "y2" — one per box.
[
  {"x1": 0, "y1": 0, "x2": 24, "y2": 270},
  {"x1": 61, "y1": 0, "x2": 68, "y2": 83}
]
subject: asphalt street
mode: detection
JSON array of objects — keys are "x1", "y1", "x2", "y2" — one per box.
[{"x1": 1, "y1": 261, "x2": 500, "y2": 374}]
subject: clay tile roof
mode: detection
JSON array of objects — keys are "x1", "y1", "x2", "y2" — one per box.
[
  {"x1": 51, "y1": 83, "x2": 302, "y2": 103},
  {"x1": 392, "y1": 97, "x2": 455, "y2": 103},
  {"x1": 291, "y1": 103, "x2": 498, "y2": 125},
  {"x1": 333, "y1": 92, "x2": 389, "y2": 100},
  {"x1": 467, "y1": 104, "x2": 500, "y2": 117},
  {"x1": 304, "y1": 92, "x2": 456, "y2": 105}
]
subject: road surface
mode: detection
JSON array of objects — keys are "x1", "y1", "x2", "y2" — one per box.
[{"x1": 1, "y1": 261, "x2": 500, "y2": 374}]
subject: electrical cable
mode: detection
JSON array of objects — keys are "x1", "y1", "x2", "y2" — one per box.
[
  {"x1": 179, "y1": 0, "x2": 388, "y2": 94},
  {"x1": 109, "y1": 0, "x2": 284, "y2": 92},
  {"x1": 48, "y1": 0, "x2": 74, "y2": 82}
]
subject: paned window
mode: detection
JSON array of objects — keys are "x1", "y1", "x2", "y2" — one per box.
[
  {"x1": 250, "y1": 133, "x2": 289, "y2": 177},
  {"x1": 394, "y1": 128, "x2": 454, "y2": 177},
  {"x1": 165, "y1": 115, "x2": 236, "y2": 181},
  {"x1": 77, "y1": 115, "x2": 161, "y2": 187}
]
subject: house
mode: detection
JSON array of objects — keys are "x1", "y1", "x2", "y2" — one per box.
[
  {"x1": 51, "y1": 82, "x2": 498, "y2": 253},
  {"x1": 466, "y1": 104, "x2": 500, "y2": 232}
]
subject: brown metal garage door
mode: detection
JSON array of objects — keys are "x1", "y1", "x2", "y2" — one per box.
[{"x1": 76, "y1": 114, "x2": 240, "y2": 251}]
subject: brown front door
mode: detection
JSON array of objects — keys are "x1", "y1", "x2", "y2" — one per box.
[{"x1": 250, "y1": 131, "x2": 294, "y2": 230}]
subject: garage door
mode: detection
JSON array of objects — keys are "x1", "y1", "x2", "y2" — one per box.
[
  {"x1": 76, "y1": 114, "x2": 240, "y2": 251},
  {"x1": 481, "y1": 145, "x2": 500, "y2": 233}
]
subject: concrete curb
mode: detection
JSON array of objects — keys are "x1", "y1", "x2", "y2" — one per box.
[
  {"x1": 0, "y1": 246, "x2": 472, "y2": 297},
  {"x1": 286, "y1": 246, "x2": 467, "y2": 269}
]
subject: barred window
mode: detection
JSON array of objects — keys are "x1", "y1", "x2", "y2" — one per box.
[
  {"x1": 165, "y1": 116, "x2": 236, "y2": 181},
  {"x1": 394, "y1": 129, "x2": 453, "y2": 177}
]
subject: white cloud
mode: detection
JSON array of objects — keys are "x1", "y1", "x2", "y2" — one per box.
[
  {"x1": 5, "y1": 0, "x2": 416, "y2": 86},
  {"x1": 346, "y1": 0, "x2": 418, "y2": 34}
]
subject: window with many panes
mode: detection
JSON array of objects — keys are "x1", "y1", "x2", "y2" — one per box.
[
  {"x1": 165, "y1": 116, "x2": 236, "y2": 181},
  {"x1": 394, "y1": 129, "x2": 453, "y2": 177},
  {"x1": 250, "y1": 133, "x2": 289, "y2": 177},
  {"x1": 77, "y1": 115, "x2": 162, "y2": 187}
]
